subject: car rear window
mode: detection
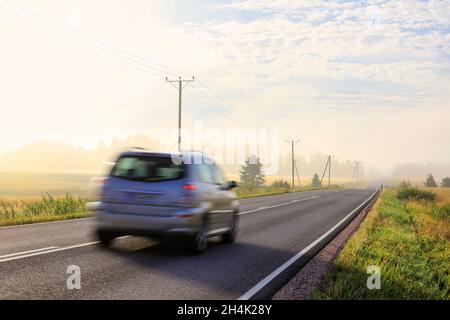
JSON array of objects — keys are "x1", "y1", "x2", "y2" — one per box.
[{"x1": 110, "y1": 155, "x2": 185, "y2": 182}]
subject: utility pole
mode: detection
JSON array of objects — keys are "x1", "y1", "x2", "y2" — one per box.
[
  {"x1": 320, "y1": 155, "x2": 333, "y2": 187},
  {"x1": 356, "y1": 161, "x2": 359, "y2": 181},
  {"x1": 294, "y1": 159, "x2": 301, "y2": 188},
  {"x1": 285, "y1": 139, "x2": 300, "y2": 189},
  {"x1": 352, "y1": 161, "x2": 360, "y2": 181},
  {"x1": 328, "y1": 155, "x2": 332, "y2": 187},
  {"x1": 166, "y1": 76, "x2": 195, "y2": 152}
]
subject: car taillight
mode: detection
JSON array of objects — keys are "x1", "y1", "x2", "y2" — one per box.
[
  {"x1": 178, "y1": 183, "x2": 198, "y2": 206},
  {"x1": 182, "y1": 183, "x2": 197, "y2": 190}
]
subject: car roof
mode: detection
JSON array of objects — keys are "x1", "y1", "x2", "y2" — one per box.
[{"x1": 118, "y1": 148, "x2": 212, "y2": 163}]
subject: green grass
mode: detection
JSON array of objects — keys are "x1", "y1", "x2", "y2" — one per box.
[
  {"x1": 312, "y1": 189, "x2": 450, "y2": 300},
  {"x1": 397, "y1": 187, "x2": 437, "y2": 201},
  {"x1": 0, "y1": 193, "x2": 89, "y2": 227}
]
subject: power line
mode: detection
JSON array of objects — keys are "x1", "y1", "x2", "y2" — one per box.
[
  {"x1": 191, "y1": 83, "x2": 266, "y2": 130},
  {"x1": 0, "y1": 0, "x2": 282, "y2": 134},
  {"x1": 0, "y1": 0, "x2": 190, "y2": 78},
  {"x1": 193, "y1": 81, "x2": 291, "y2": 142},
  {"x1": 195, "y1": 80, "x2": 270, "y2": 130},
  {"x1": 0, "y1": 10, "x2": 165, "y2": 78},
  {"x1": 185, "y1": 89, "x2": 261, "y2": 129},
  {"x1": 189, "y1": 85, "x2": 265, "y2": 130},
  {"x1": 0, "y1": 0, "x2": 290, "y2": 146},
  {"x1": 0, "y1": 5, "x2": 273, "y2": 139}
]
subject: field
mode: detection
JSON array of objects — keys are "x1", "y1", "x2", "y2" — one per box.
[
  {"x1": 0, "y1": 172, "x2": 355, "y2": 199},
  {"x1": 313, "y1": 188, "x2": 450, "y2": 299},
  {"x1": 0, "y1": 172, "x2": 94, "y2": 198}
]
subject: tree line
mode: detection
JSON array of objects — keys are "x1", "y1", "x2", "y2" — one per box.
[
  {"x1": 239, "y1": 156, "x2": 324, "y2": 188},
  {"x1": 423, "y1": 174, "x2": 450, "y2": 188}
]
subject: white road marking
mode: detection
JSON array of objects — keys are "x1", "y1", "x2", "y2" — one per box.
[
  {"x1": 0, "y1": 235, "x2": 133, "y2": 263},
  {"x1": 0, "y1": 242, "x2": 99, "y2": 263},
  {"x1": 238, "y1": 188, "x2": 379, "y2": 300},
  {"x1": 0, "y1": 192, "x2": 324, "y2": 263},
  {"x1": 0, "y1": 246, "x2": 58, "y2": 259},
  {"x1": 0, "y1": 217, "x2": 94, "y2": 229},
  {"x1": 238, "y1": 196, "x2": 320, "y2": 215}
]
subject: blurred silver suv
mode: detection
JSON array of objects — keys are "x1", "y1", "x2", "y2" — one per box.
[{"x1": 89, "y1": 149, "x2": 239, "y2": 253}]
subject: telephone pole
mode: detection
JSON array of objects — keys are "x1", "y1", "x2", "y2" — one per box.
[
  {"x1": 285, "y1": 139, "x2": 300, "y2": 189},
  {"x1": 356, "y1": 161, "x2": 359, "y2": 181},
  {"x1": 352, "y1": 161, "x2": 360, "y2": 181},
  {"x1": 320, "y1": 155, "x2": 333, "y2": 187},
  {"x1": 166, "y1": 76, "x2": 195, "y2": 152},
  {"x1": 328, "y1": 155, "x2": 332, "y2": 186},
  {"x1": 294, "y1": 159, "x2": 301, "y2": 188}
]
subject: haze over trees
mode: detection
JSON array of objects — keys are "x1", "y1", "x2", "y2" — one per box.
[
  {"x1": 393, "y1": 163, "x2": 450, "y2": 180},
  {"x1": 239, "y1": 156, "x2": 266, "y2": 188},
  {"x1": 0, "y1": 136, "x2": 366, "y2": 179},
  {"x1": 441, "y1": 177, "x2": 450, "y2": 188},
  {"x1": 424, "y1": 174, "x2": 438, "y2": 188},
  {"x1": 311, "y1": 173, "x2": 321, "y2": 187},
  {"x1": 399, "y1": 180, "x2": 412, "y2": 189},
  {"x1": 2, "y1": 135, "x2": 448, "y2": 184}
]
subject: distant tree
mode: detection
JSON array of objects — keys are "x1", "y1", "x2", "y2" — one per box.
[
  {"x1": 311, "y1": 173, "x2": 321, "y2": 187},
  {"x1": 399, "y1": 180, "x2": 412, "y2": 189},
  {"x1": 239, "y1": 156, "x2": 265, "y2": 188},
  {"x1": 441, "y1": 177, "x2": 450, "y2": 188},
  {"x1": 424, "y1": 174, "x2": 438, "y2": 188},
  {"x1": 271, "y1": 179, "x2": 290, "y2": 189}
]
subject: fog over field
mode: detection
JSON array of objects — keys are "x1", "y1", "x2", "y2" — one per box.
[
  {"x1": 0, "y1": 0, "x2": 449, "y2": 183},
  {"x1": 0, "y1": 135, "x2": 449, "y2": 183}
]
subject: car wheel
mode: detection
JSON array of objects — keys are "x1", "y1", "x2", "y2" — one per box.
[
  {"x1": 97, "y1": 230, "x2": 115, "y2": 248},
  {"x1": 222, "y1": 214, "x2": 238, "y2": 244},
  {"x1": 191, "y1": 220, "x2": 208, "y2": 254}
]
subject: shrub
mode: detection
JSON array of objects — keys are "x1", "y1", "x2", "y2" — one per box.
[
  {"x1": 311, "y1": 173, "x2": 321, "y2": 187},
  {"x1": 270, "y1": 180, "x2": 290, "y2": 189},
  {"x1": 434, "y1": 203, "x2": 450, "y2": 219},
  {"x1": 441, "y1": 177, "x2": 450, "y2": 188},
  {"x1": 397, "y1": 187, "x2": 436, "y2": 202},
  {"x1": 424, "y1": 173, "x2": 438, "y2": 188},
  {"x1": 399, "y1": 180, "x2": 411, "y2": 189}
]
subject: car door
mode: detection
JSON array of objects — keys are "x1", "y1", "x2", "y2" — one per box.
[
  {"x1": 209, "y1": 164, "x2": 235, "y2": 229},
  {"x1": 196, "y1": 163, "x2": 221, "y2": 231}
]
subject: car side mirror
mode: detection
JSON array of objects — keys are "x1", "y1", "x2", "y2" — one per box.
[{"x1": 228, "y1": 181, "x2": 237, "y2": 189}]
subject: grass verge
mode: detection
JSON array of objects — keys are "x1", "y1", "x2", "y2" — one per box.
[
  {"x1": 235, "y1": 185, "x2": 340, "y2": 199},
  {"x1": 0, "y1": 185, "x2": 340, "y2": 227},
  {"x1": 312, "y1": 188, "x2": 450, "y2": 299},
  {"x1": 0, "y1": 193, "x2": 89, "y2": 227}
]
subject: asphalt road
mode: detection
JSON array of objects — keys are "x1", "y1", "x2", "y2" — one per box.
[{"x1": 0, "y1": 188, "x2": 375, "y2": 299}]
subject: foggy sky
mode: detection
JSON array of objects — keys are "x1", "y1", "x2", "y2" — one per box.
[{"x1": 0, "y1": 0, "x2": 449, "y2": 175}]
